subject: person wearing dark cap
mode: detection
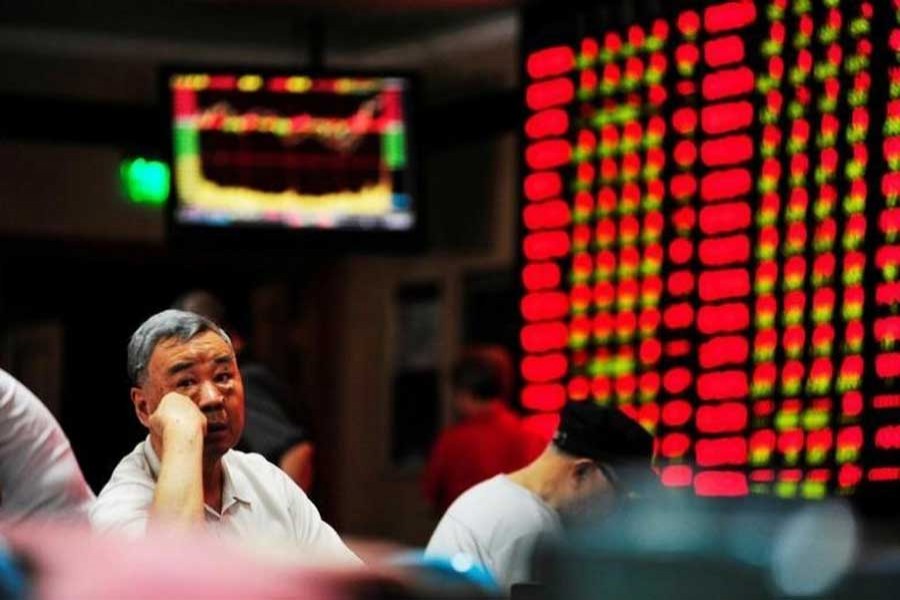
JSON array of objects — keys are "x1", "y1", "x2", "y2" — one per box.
[
  {"x1": 422, "y1": 346, "x2": 543, "y2": 514},
  {"x1": 424, "y1": 401, "x2": 654, "y2": 591}
]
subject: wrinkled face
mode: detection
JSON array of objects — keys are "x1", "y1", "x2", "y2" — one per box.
[
  {"x1": 133, "y1": 331, "x2": 245, "y2": 460},
  {"x1": 559, "y1": 460, "x2": 617, "y2": 517}
]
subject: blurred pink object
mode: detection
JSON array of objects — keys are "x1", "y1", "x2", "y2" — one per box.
[{"x1": 1, "y1": 519, "x2": 374, "y2": 600}]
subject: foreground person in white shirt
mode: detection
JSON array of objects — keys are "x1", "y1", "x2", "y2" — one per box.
[
  {"x1": 90, "y1": 310, "x2": 359, "y2": 565},
  {"x1": 425, "y1": 402, "x2": 653, "y2": 591},
  {"x1": 0, "y1": 368, "x2": 95, "y2": 520}
]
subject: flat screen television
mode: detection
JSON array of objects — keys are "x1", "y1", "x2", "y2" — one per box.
[{"x1": 163, "y1": 67, "x2": 421, "y2": 251}]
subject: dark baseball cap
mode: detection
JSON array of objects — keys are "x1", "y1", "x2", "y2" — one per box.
[{"x1": 552, "y1": 401, "x2": 654, "y2": 467}]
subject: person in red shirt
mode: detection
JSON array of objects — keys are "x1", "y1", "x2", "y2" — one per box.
[{"x1": 423, "y1": 346, "x2": 543, "y2": 514}]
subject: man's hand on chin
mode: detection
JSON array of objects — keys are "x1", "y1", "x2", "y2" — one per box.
[
  {"x1": 149, "y1": 393, "x2": 207, "y2": 526},
  {"x1": 149, "y1": 392, "x2": 206, "y2": 459}
]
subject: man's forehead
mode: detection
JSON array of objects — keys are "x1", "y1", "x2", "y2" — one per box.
[{"x1": 150, "y1": 332, "x2": 234, "y2": 365}]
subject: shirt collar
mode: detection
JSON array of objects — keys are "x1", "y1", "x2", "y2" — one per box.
[
  {"x1": 220, "y1": 452, "x2": 252, "y2": 507},
  {"x1": 142, "y1": 437, "x2": 162, "y2": 478},
  {"x1": 141, "y1": 437, "x2": 252, "y2": 510}
]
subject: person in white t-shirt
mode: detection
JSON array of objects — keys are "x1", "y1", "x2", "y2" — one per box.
[
  {"x1": 90, "y1": 310, "x2": 359, "y2": 565},
  {"x1": 425, "y1": 401, "x2": 653, "y2": 591},
  {"x1": 0, "y1": 367, "x2": 95, "y2": 520}
]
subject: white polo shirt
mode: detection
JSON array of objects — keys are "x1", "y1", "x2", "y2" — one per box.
[
  {"x1": 0, "y1": 368, "x2": 95, "y2": 520},
  {"x1": 91, "y1": 438, "x2": 360, "y2": 565},
  {"x1": 425, "y1": 475, "x2": 563, "y2": 590}
]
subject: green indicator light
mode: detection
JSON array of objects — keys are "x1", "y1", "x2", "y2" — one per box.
[
  {"x1": 750, "y1": 483, "x2": 770, "y2": 495},
  {"x1": 120, "y1": 158, "x2": 170, "y2": 206},
  {"x1": 767, "y1": 4, "x2": 785, "y2": 20},
  {"x1": 801, "y1": 481, "x2": 827, "y2": 500},
  {"x1": 806, "y1": 449, "x2": 827, "y2": 465},
  {"x1": 802, "y1": 410, "x2": 830, "y2": 430},
  {"x1": 836, "y1": 448, "x2": 859, "y2": 464},
  {"x1": 776, "y1": 481, "x2": 798, "y2": 498},
  {"x1": 775, "y1": 411, "x2": 800, "y2": 431}
]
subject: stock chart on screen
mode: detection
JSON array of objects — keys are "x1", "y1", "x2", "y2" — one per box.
[{"x1": 168, "y1": 71, "x2": 414, "y2": 232}]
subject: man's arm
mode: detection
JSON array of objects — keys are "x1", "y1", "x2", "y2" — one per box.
[
  {"x1": 147, "y1": 393, "x2": 206, "y2": 526},
  {"x1": 0, "y1": 369, "x2": 95, "y2": 520}
]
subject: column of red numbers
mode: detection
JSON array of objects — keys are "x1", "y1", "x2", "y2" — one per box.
[
  {"x1": 521, "y1": 46, "x2": 577, "y2": 438},
  {"x1": 692, "y1": 1, "x2": 758, "y2": 498}
]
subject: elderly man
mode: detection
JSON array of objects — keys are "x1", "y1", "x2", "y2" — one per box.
[
  {"x1": 425, "y1": 401, "x2": 653, "y2": 590},
  {"x1": 173, "y1": 290, "x2": 316, "y2": 492},
  {"x1": 91, "y1": 310, "x2": 359, "y2": 564}
]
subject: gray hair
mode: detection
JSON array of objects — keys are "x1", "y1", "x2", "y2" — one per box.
[{"x1": 127, "y1": 309, "x2": 232, "y2": 386}]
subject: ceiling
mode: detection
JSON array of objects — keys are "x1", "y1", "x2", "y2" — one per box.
[{"x1": 0, "y1": 0, "x2": 524, "y2": 106}]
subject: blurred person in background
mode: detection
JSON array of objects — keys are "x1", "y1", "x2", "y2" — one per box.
[
  {"x1": 425, "y1": 401, "x2": 653, "y2": 591},
  {"x1": 422, "y1": 346, "x2": 543, "y2": 515},
  {"x1": 0, "y1": 367, "x2": 94, "y2": 520},
  {"x1": 90, "y1": 310, "x2": 358, "y2": 564},
  {"x1": 173, "y1": 290, "x2": 315, "y2": 491}
]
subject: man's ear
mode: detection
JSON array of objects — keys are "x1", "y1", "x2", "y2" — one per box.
[
  {"x1": 132, "y1": 386, "x2": 151, "y2": 428},
  {"x1": 573, "y1": 458, "x2": 595, "y2": 482}
]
